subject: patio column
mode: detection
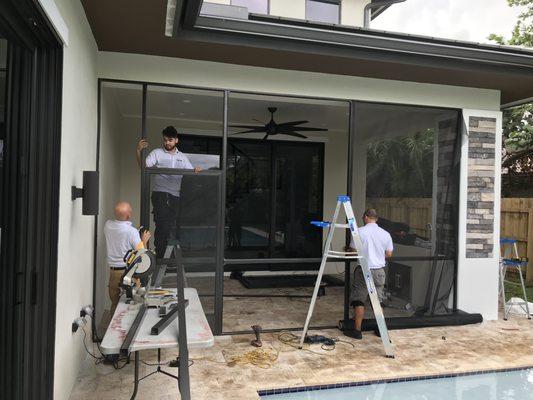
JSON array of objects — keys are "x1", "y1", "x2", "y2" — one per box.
[{"x1": 457, "y1": 110, "x2": 502, "y2": 320}]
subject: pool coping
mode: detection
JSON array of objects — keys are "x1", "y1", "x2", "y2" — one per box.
[{"x1": 258, "y1": 365, "x2": 533, "y2": 397}]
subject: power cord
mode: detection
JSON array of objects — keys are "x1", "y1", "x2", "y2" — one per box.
[
  {"x1": 277, "y1": 331, "x2": 355, "y2": 353},
  {"x1": 81, "y1": 320, "x2": 130, "y2": 371},
  {"x1": 81, "y1": 326, "x2": 104, "y2": 362}
]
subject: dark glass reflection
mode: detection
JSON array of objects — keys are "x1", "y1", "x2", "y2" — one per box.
[
  {"x1": 0, "y1": 39, "x2": 6, "y2": 223},
  {"x1": 174, "y1": 135, "x2": 325, "y2": 260},
  {"x1": 226, "y1": 140, "x2": 271, "y2": 258},
  {"x1": 226, "y1": 139, "x2": 323, "y2": 259},
  {"x1": 273, "y1": 143, "x2": 323, "y2": 258}
]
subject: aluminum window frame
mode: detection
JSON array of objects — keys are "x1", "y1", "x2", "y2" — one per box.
[{"x1": 94, "y1": 77, "x2": 462, "y2": 335}]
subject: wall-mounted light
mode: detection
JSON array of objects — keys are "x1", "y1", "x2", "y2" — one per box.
[{"x1": 71, "y1": 171, "x2": 99, "y2": 216}]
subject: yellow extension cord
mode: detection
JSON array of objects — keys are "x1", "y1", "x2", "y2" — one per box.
[{"x1": 224, "y1": 347, "x2": 280, "y2": 369}]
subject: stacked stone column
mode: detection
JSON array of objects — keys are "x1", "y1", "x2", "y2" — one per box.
[{"x1": 466, "y1": 117, "x2": 496, "y2": 258}]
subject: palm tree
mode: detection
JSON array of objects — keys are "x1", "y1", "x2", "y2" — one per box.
[{"x1": 366, "y1": 129, "x2": 434, "y2": 198}]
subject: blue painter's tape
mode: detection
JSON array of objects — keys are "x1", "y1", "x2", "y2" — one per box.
[
  {"x1": 311, "y1": 221, "x2": 330, "y2": 228},
  {"x1": 337, "y1": 195, "x2": 350, "y2": 202}
]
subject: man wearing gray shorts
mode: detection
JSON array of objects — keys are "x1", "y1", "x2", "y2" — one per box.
[{"x1": 348, "y1": 209, "x2": 393, "y2": 339}]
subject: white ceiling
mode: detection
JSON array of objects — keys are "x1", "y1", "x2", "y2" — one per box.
[{"x1": 103, "y1": 82, "x2": 454, "y2": 142}]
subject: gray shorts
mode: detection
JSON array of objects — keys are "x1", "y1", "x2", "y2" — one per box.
[{"x1": 350, "y1": 266, "x2": 386, "y2": 306}]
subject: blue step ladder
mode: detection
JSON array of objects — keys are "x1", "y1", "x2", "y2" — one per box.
[
  {"x1": 500, "y1": 238, "x2": 531, "y2": 320},
  {"x1": 299, "y1": 195, "x2": 395, "y2": 358}
]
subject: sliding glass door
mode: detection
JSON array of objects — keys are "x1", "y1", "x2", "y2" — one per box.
[{"x1": 225, "y1": 139, "x2": 323, "y2": 260}]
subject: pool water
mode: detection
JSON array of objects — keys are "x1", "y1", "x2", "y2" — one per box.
[{"x1": 260, "y1": 368, "x2": 533, "y2": 400}]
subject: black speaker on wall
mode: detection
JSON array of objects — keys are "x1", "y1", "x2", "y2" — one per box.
[{"x1": 71, "y1": 171, "x2": 99, "y2": 215}]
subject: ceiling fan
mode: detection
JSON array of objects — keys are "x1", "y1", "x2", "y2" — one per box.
[{"x1": 230, "y1": 107, "x2": 328, "y2": 140}]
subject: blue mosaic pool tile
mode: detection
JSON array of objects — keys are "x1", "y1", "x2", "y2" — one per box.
[{"x1": 259, "y1": 365, "x2": 533, "y2": 397}]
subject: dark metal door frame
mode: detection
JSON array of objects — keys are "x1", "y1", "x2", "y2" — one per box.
[{"x1": 0, "y1": 1, "x2": 63, "y2": 399}]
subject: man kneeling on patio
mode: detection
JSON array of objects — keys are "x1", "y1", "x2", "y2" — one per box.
[{"x1": 347, "y1": 208, "x2": 393, "y2": 340}]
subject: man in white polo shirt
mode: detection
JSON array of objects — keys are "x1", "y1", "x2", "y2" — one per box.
[
  {"x1": 104, "y1": 201, "x2": 150, "y2": 315},
  {"x1": 136, "y1": 126, "x2": 201, "y2": 258},
  {"x1": 348, "y1": 208, "x2": 393, "y2": 340}
]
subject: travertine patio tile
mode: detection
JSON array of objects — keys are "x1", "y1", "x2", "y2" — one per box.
[{"x1": 70, "y1": 315, "x2": 533, "y2": 400}]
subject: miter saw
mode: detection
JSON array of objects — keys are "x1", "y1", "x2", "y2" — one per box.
[{"x1": 120, "y1": 246, "x2": 156, "y2": 304}]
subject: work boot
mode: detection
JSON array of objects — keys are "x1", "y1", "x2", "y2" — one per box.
[{"x1": 344, "y1": 329, "x2": 362, "y2": 340}]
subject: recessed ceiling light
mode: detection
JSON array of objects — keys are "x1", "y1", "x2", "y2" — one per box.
[{"x1": 183, "y1": 99, "x2": 191, "y2": 103}]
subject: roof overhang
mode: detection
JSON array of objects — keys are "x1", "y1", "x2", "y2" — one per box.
[{"x1": 82, "y1": 0, "x2": 533, "y2": 107}]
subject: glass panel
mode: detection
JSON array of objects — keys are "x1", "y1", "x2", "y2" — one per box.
[
  {"x1": 354, "y1": 102, "x2": 460, "y2": 322},
  {"x1": 306, "y1": 0, "x2": 340, "y2": 24},
  {"x1": 231, "y1": 0, "x2": 268, "y2": 14},
  {"x1": 0, "y1": 38, "x2": 7, "y2": 283},
  {"x1": 147, "y1": 172, "x2": 221, "y2": 324},
  {"x1": 224, "y1": 91, "x2": 349, "y2": 332},
  {"x1": 226, "y1": 140, "x2": 271, "y2": 258},
  {"x1": 95, "y1": 82, "x2": 143, "y2": 337},
  {"x1": 145, "y1": 86, "x2": 224, "y2": 326},
  {"x1": 273, "y1": 142, "x2": 323, "y2": 258},
  {"x1": 0, "y1": 38, "x2": 6, "y2": 206}
]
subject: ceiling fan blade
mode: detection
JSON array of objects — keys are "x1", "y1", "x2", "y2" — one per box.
[
  {"x1": 288, "y1": 126, "x2": 328, "y2": 132},
  {"x1": 252, "y1": 118, "x2": 266, "y2": 124},
  {"x1": 229, "y1": 124, "x2": 265, "y2": 129},
  {"x1": 232, "y1": 128, "x2": 267, "y2": 135},
  {"x1": 263, "y1": 134, "x2": 269, "y2": 140},
  {"x1": 276, "y1": 120, "x2": 309, "y2": 127},
  {"x1": 281, "y1": 131, "x2": 308, "y2": 139}
]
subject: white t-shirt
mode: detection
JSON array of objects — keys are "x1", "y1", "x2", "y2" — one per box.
[
  {"x1": 352, "y1": 222, "x2": 393, "y2": 269},
  {"x1": 104, "y1": 220, "x2": 142, "y2": 268},
  {"x1": 145, "y1": 148, "x2": 194, "y2": 197}
]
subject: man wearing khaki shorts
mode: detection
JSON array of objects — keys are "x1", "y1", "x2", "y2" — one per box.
[
  {"x1": 348, "y1": 209, "x2": 393, "y2": 339},
  {"x1": 104, "y1": 201, "x2": 150, "y2": 315}
]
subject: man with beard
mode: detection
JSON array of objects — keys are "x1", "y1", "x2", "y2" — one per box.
[{"x1": 136, "y1": 126, "x2": 201, "y2": 258}]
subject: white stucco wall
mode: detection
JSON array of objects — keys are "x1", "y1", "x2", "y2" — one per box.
[
  {"x1": 270, "y1": 0, "x2": 305, "y2": 19},
  {"x1": 52, "y1": 1, "x2": 98, "y2": 399},
  {"x1": 341, "y1": 0, "x2": 371, "y2": 27},
  {"x1": 98, "y1": 52, "x2": 501, "y2": 111}
]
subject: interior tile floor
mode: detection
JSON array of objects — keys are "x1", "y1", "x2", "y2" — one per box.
[{"x1": 73, "y1": 313, "x2": 533, "y2": 400}]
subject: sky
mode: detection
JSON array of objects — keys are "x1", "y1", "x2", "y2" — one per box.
[{"x1": 371, "y1": 0, "x2": 524, "y2": 45}]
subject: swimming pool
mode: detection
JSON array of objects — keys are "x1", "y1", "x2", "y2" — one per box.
[{"x1": 259, "y1": 368, "x2": 533, "y2": 399}]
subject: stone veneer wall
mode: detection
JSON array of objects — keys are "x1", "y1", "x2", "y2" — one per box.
[{"x1": 466, "y1": 116, "x2": 496, "y2": 258}]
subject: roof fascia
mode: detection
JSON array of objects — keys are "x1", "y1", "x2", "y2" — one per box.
[{"x1": 187, "y1": 15, "x2": 533, "y2": 71}]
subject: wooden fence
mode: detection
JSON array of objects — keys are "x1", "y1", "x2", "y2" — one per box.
[
  {"x1": 368, "y1": 197, "x2": 533, "y2": 282},
  {"x1": 367, "y1": 198, "x2": 432, "y2": 237},
  {"x1": 501, "y1": 198, "x2": 533, "y2": 281}
]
